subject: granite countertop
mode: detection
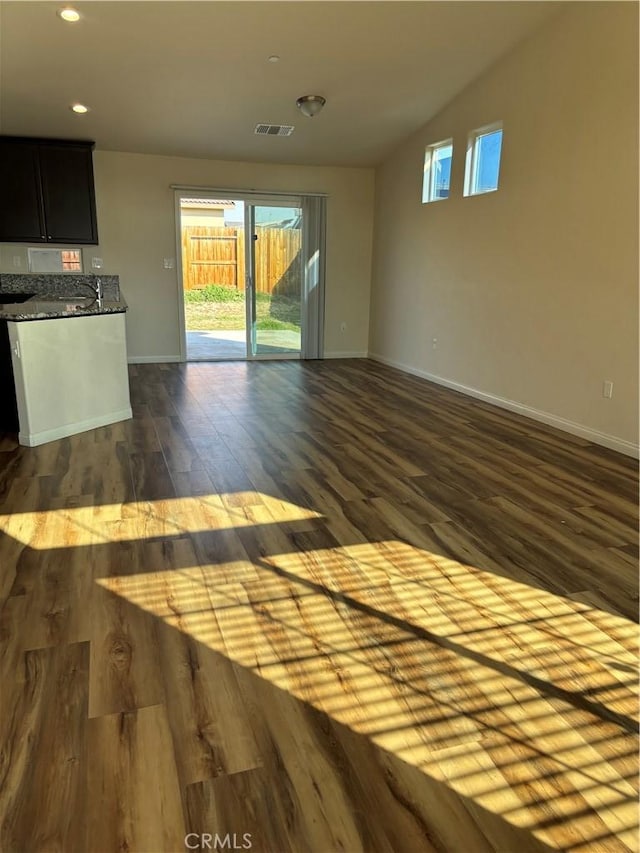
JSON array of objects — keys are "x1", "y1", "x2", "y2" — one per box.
[
  {"x1": 0, "y1": 294, "x2": 128, "y2": 322},
  {"x1": 0, "y1": 274, "x2": 127, "y2": 322}
]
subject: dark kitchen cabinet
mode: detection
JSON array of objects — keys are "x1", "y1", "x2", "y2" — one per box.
[
  {"x1": 0, "y1": 142, "x2": 44, "y2": 242},
  {"x1": 0, "y1": 137, "x2": 98, "y2": 245}
]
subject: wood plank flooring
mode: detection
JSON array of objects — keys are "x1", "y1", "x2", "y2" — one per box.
[{"x1": 0, "y1": 359, "x2": 638, "y2": 853}]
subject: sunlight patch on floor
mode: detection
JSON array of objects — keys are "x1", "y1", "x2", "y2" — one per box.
[
  {"x1": 95, "y1": 539, "x2": 639, "y2": 852},
  {"x1": 3, "y1": 486, "x2": 638, "y2": 850},
  {"x1": 0, "y1": 493, "x2": 322, "y2": 546}
]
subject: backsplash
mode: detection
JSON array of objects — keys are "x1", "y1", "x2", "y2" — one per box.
[{"x1": 0, "y1": 274, "x2": 120, "y2": 300}]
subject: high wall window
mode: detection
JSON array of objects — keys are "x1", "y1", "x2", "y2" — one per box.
[
  {"x1": 464, "y1": 122, "x2": 503, "y2": 196},
  {"x1": 422, "y1": 139, "x2": 453, "y2": 203}
]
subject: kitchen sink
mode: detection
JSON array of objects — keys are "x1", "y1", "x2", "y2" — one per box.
[
  {"x1": 31, "y1": 299, "x2": 96, "y2": 311},
  {"x1": 48, "y1": 295, "x2": 96, "y2": 303}
]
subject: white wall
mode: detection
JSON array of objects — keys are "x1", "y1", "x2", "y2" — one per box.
[
  {"x1": 369, "y1": 2, "x2": 638, "y2": 452},
  {"x1": 91, "y1": 151, "x2": 374, "y2": 360},
  {"x1": 9, "y1": 313, "x2": 131, "y2": 446},
  {"x1": 0, "y1": 244, "x2": 99, "y2": 275}
]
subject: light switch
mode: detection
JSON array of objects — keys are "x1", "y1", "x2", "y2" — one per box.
[{"x1": 163, "y1": 258, "x2": 175, "y2": 269}]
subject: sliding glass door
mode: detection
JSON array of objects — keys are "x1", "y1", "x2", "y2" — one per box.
[
  {"x1": 177, "y1": 189, "x2": 324, "y2": 362},
  {"x1": 245, "y1": 203, "x2": 302, "y2": 358}
]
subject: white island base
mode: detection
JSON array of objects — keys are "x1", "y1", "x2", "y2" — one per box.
[{"x1": 9, "y1": 313, "x2": 132, "y2": 447}]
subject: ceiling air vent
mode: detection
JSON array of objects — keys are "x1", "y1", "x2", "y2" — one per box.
[{"x1": 254, "y1": 124, "x2": 295, "y2": 137}]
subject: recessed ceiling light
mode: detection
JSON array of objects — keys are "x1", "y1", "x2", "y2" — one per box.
[
  {"x1": 71, "y1": 103, "x2": 89, "y2": 114},
  {"x1": 58, "y1": 7, "x2": 81, "y2": 22},
  {"x1": 267, "y1": 55, "x2": 280, "y2": 63}
]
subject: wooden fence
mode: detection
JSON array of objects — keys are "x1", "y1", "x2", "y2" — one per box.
[{"x1": 182, "y1": 225, "x2": 301, "y2": 295}]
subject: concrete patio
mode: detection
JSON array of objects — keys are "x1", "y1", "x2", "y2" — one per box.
[{"x1": 186, "y1": 329, "x2": 301, "y2": 360}]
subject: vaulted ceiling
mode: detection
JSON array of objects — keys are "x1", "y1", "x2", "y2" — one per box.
[{"x1": 0, "y1": 1, "x2": 563, "y2": 166}]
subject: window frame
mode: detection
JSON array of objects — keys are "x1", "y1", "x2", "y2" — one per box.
[
  {"x1": 463, "y1": 121, "x2": 503, "y2": 197},
  {"x1": 27, "y1": 247, "x2": 83, "y2": 273},
  {"x1": 422, "y1": 138, "x2": 453, "y2": 204}
]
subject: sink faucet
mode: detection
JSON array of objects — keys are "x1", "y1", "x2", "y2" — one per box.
[{"x1": 93, "y1": 276, "x2": 103, "y2": 305}]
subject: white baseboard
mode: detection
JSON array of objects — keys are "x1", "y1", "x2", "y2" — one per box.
[
  {"x1": 368, "y1": 352, "x2": 639, "y2": 459},
  {"x1": 324, "y1": 351, "x2": 368, "y2": 359},
  {"x1": 19, "y1": 407, "x2": 133, "y2": 447},
  {"x1": 128, "y1": 355, "x2": 183, "y2": 364},
  {"x1": 130, "y1": 353, "x2": 370, "y2": 363}
]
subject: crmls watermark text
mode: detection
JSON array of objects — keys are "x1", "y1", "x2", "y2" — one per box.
[{"x1": 185, "y1": 833, "x2": 252, "y2": 850}]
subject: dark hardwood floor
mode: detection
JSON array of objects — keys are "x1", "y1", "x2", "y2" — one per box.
[{"x1": 0, "y1": 359, "x2": 638, "y2": 852}]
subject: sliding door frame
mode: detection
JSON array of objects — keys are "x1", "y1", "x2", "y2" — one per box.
[
  {"x1": 244, "y1": 196, "x2": 304, "y2": 361},
  {"x1": 174, "y1": 187, "x2": 325, "y2": 363}
]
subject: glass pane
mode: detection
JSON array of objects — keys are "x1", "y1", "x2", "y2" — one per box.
[
  {"x1": 28, "y1": 247, "x2": 83, "y2": 273},
  {"x1": 252, "y1": 206, "x2": 302, "y2": 356},
  {"x1": 474, "y1": 129, "x2": 502, "y2": 193},
  {"x1": 432, "y1": 144, "x2": 452, "y2": 199},
  {"x1": 181, "y1": 198, "x2": 248, "y2": 360}
]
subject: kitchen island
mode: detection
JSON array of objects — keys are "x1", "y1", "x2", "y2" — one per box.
[{"x1": 0, "y1": 278, "x2": 131, "y2": 446}]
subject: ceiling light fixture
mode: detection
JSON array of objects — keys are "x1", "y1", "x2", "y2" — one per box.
[
  {"x1": 296, "y1": 95, "x2": 326, "y2": 118},
  {"x1": 71, "y1": 103, "x2": 89, "y2": 114},
  {"x1": 267, "y1": 55, "x2": 280, "y2": 63},
  {"x1": 58, "y1": 7, "x2": 80, "y2": 22}
]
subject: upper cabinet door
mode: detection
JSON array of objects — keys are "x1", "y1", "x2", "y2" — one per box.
[
  {"x1": 39, "y1": 144, "x2": 98, "y2": 244},
  {"x1": 0, "y1": 140, "x2": 47, "y2": 242}
]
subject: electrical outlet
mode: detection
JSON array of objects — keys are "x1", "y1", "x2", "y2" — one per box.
[
  {"x1": 603, "y1": 380, "x2": 614, "y2": 399},
  {"x1": 91, "y1": 257, "x2": 103, "y2": 270},
  {"x1": 432, "y1": 337, "x2": 438, "y2": 349},
  {"x1": 12, "y1": 256, "x2": 21, "y2": 268},
  {"x1": 163, "y1": 258, "x2": 175, "y2": 269}
]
